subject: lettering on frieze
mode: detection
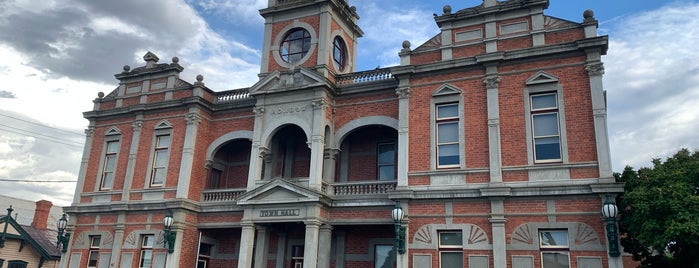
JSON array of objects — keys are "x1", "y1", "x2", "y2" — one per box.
[
  {"x1": 271, "y1": 105, "x2": 308, "y2": 116},
  {"x1": 260, "y1": 209, "x2": 300, "y2": 217}
]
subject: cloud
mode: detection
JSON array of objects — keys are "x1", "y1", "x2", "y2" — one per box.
[
  {"x1": 605, "y1": 2, "x2": 699, "y2": 170},
  {"x1": 352, "y1": 2, "x2": 441, "y2": 69},
  {"x1": 0, "y1": 90, "x2": 15, "y2": 99},
  {"x1": 0, "y1": 0, "x2": 261, "y2": 91}
]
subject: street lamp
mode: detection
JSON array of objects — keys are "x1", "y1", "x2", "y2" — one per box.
[
  {"x1": 56, "y1": 213, "x2": 71, "y2": 253},
  {"x1": 602, "y1": 195, "x2": 620, "y2": 257},
  {"x1": 163, "y1": 210, "x2": 175, "y2": 254},
  {"x1": 391, "y1": 201, "x2": 406, "y2": 254}
]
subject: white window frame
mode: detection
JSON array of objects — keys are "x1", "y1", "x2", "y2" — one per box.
[
  {"x1": 146, "y1": 122, "x2": 173, "y2": 188},
  {"x1": 87, "y1": 236, "x2": 101, "y2": 268},
  {"x1": 139, "y1": 234, "x2": 154, "y2": 268},
  {"x1": 530, "y1": 93, "x2": 562, "y2": 163},
  {"x1": 95, "y1": 129, "x2": 121, "y2": 191},
  {"x1": 438, "y1": 231, "x2": 464, "y2": 268},
  {"x1": 539, "y1": 229, "x2": 570, "y2": 268},
  {"x1": 524, "y1": 73, "x2": 568, "y2": 165},
  {"x1": 99, "y1": 140, "x2": 120, "y2": 190},
  {"x1": 430, "y1": 84, "x2": 464, "y2": 170}
]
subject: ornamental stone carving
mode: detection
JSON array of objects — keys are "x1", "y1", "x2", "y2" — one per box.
[
  {"x1": 585, "y1": 62, "x2": 605, "y2": 76},
  {"x1": 396, "y1": 87, "x2": 411, "y2": 99},
  {"x1": 483, "y1": 75, "x2": 500, "y2": 89}
]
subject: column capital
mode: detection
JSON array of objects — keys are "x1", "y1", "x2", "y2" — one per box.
[
  {"x1": 585, "y1": 61, "x2": 605, "y2": 76},
  {"x1": 483, "y1": 75, "x2": 501, "y2": 89}
]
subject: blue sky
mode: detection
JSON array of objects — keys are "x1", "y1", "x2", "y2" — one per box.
[{"x1": 0, "y1": 0, "x2": 697, "y2": 206}]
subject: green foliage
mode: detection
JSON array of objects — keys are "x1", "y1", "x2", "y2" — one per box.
[{"x1": 616, "y1": 149, "x2": 699, "y2": 267}]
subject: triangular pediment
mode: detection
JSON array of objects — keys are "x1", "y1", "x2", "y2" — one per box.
[
  {"x1": 236, "y1": 179, "x2": 329, "y2": 206},
  {"x1": 432, "y1": 83, "x2": 462, "y2": 96},
  {"x1": 249, "y1": 67, "x2": 328, "y2": 95},
  {"x1": 526, "y1": 71, "x2": 559, "y2": 85}
]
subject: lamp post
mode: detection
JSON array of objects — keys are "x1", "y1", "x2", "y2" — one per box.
[
  {"x1": 602, "y1": 195, "x2": 620, "y2": 257},
  {"x1": 56, "y1": 213, "x2": 71, "y2": 253},
  {"x1": 163, "y1": 210, "x2": 175, "y2": 254},
  {"x1": 391, "y1": 201, "x2": 406, "y2": 254}
]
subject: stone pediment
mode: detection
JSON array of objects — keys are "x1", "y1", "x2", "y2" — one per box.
[
  {"x1": 236, "y1": 179, "x2": 329, "y2": 206},
  {"x1": 249, "y1": 67, "x2": 329, "y2": 95}
]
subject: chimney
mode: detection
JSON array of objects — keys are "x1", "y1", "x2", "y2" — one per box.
[{"x1": 32, "y1": 200, "x2": 52, "y2": 229}]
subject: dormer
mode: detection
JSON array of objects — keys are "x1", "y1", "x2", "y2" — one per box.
[{"x1": 258, "y1": 0, "x2": 363, "y2": 80}]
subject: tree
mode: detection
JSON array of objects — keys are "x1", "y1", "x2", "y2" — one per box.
[{"x1": 616, "y1": 148, "x2": 699, "y2": 267}]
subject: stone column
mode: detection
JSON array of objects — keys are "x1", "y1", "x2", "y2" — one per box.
[
  {"x1": 248, "y1": 106, "x2": 266, "y2": 190},
  {"x1": 176, "y1": 111, "x2": 201, "y2": 198},
  {"x1": 238, "y1": 222, "x2": 256, "y2": 268},
  {"x1": 303, "y1": 221, "x2": 321, "y2": 268},
  {"x1": 490, "y1": 198, "x2": 506, "y2": 268},
  {"x1": 396, "y1": 87, "x2": 410, "y2": 188},
  {"x1": 308, "y1": 99, "x2": 329, "y2": 191},
  {"x1": 254, "y1": 226, "x2": 269, "y2": 268},
  {"x1": 72, "y1": 126, "x2": 94, "y2": 203},
  {"x1": 586, "y1": 60, "x2": 613, "y2": 179},
  {"x1": 484, "y1": 68, "x2": 503, "y2": 184},
  {"x1": 109, "y1": 213, "x2": 126, "y2": 267},
  {"x1": 317, "y1": 225, "x2": 333, "y2": 268},
  {"x1": 122, "y1": 119, "x2": 142, "y2": 201}
]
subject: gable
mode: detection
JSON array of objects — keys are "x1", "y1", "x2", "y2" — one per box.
[
  {"x1": 0, "y1": 215, "x2": 60, "y2": 259},
  {"x1": 236, "y1": 179, "x2": 330, "y2": 206},
  {"x1": 249, "y1": 67, "x2": 330, "y2": 95}
]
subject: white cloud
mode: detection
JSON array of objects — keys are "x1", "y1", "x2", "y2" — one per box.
[{"x1": 605, "y1": 2, "x2": 699, "y2": 170}]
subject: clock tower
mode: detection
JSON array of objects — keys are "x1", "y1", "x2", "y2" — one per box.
[{"x1": 259, "y1": 0, "x2": 363, "y2": 78}]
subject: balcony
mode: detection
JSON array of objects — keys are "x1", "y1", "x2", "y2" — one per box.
[{"x1": 200, "y1": 180, "x2": 397, "y2": 202}]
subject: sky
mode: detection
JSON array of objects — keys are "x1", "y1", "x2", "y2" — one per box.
[{"x1": 0, "y1": 0, "x2": 698, "y2": 208}]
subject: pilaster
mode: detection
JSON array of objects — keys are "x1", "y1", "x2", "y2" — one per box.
[
  {"x1": 73, "y1": 126, "x2": 95, "y2": 203},
  {"x1": 396, "y1": 86, "x2": 410, "y2": 188},
  {"x1": 176, "y1": 110, "x2": 201, "y2": 198},
  {"x1": 122, "y1": 119, "x2": 142, "y2": 201}
]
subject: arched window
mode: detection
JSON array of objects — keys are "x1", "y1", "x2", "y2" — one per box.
[
  {"x1": 280, "y1": 28, "x2": 311, "y2": 63},
  {"x1": 333, "y1": 36, "x2": 347, "y2": 70}
]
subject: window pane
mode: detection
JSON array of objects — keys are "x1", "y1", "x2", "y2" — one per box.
[
  {"x1": 542, "y1": 252, "x2": 569, "y2": 268},
  {"x1": 152, "y1": 168, "x2": 165, "y2": 185},
  {"x1": 375, "y1": 245, "x2": 394, "y2": 268},
  {"x1": 437, "y1": 104, "x2": 458, "y2": 119},
  {"x1": 531, "y1": 94, "x2": 557, "y2": 110},
  {"x1": 88, "y1": 251, "x2": 99, "y2": 266},
  {"x1": 535, "y1": 137, "x2": 561, "y2": 161},
  {"x1": 440, "y1": 252, "x2": 463, "y2": 268},
  {"x1": 107, "y1": 141, "x2": 120, "y2": 153},
  {"x1": 91, "y1": 236, "x2": 101, "y2": 247},
  {"x1": 378, "y1": 166, "x2": 395, "y2": 181},
  {"x1": 438, "y1": 122, "x2": 458, "y2": 143},
  {"x1": 438, "y1": 144, "x2": 459, "y2": 166},
  {"x1": 378, "y1": 144, "x2": 395, "y2": 165},
  {"x1": 142, "y1": 235, "x2": 154, "y2": 247},
  {"x1": 102, "y1": 172, "x2": 114, "y2": 189},
  {"x1": 155, "y1": 150, "x2": 169, "y2": 167},
  {"x1": 540, "y1": 230, "x2": 569, "y2": 247},
  {"x1": 439, "y1": 232, "x2": 463, "y2": 246},
  {"x1": 140, "y1": 250, "x2": 153, "y2": 268},
  {"x1": 533, "y1": 113, "x2": 559, "y2": 137},
  {"x1": 157, "y1": 135, "x2": 171, "y2": 148}
]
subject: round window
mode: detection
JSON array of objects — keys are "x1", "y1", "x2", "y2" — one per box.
[
  {"x1": 280, "y1": 28, "x2": 311, "y2": 63},
  {"x1": 332, "y1": 36, "x2": 347, "y2": 71}
]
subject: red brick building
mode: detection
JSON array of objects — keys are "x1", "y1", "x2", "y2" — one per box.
[{"x1": 62, "y1": 0, "x2": 624, "y2": 267}]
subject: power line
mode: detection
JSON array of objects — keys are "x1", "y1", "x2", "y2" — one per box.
[
  {"x1": 0, "y1": 126, "x2": 84, "y2": 148},
  {"x1": 0, "y1": 179, "x2": 77, "y2": 183},
  {"x1": 0, "y1": 113, "x2": 84, "y2": 136}
]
